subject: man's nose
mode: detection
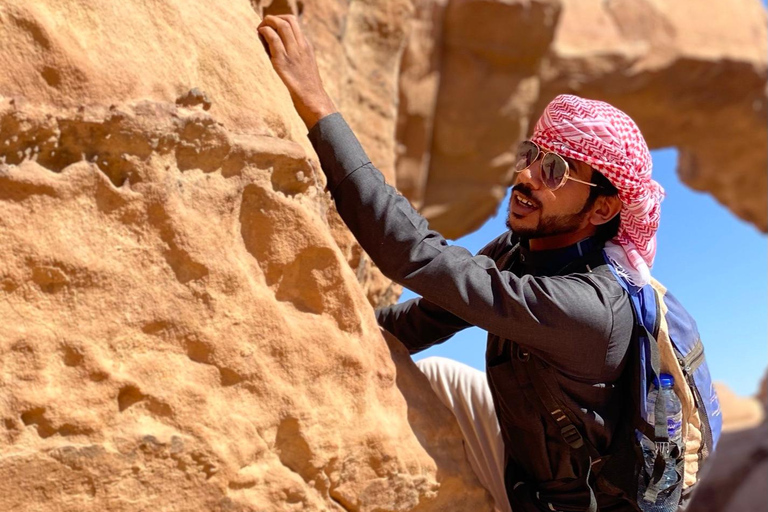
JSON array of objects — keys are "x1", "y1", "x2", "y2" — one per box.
[{"x1": 514, "y1": 160, "x2": 544, "y2": 189}]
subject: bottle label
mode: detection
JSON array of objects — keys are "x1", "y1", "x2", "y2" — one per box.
[{"x1": 667, "y1": 415, "x2": 683, "y2": 441}]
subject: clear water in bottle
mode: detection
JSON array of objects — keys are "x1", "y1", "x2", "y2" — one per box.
[{"x1": 638, "y1": 373, "x2": 683, "y2": 511}]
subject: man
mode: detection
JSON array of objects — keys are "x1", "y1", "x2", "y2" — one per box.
[{"x1": 258, "y1": 14, "x2": 664, "y2": 512}]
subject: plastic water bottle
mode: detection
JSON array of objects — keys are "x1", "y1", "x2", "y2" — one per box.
[
  {"x1": 638, "y1": 374, "x2": 683, "y2": 510},
  {"x1": 648, "y1": 374, "x2": 683, "y2": 440}
]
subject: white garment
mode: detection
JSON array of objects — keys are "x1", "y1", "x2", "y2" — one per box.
[
  {"x1": 604, "y1": 240, "x2": 652, "y2": 287},
  {"x1": 416, "y1": 357, "x2": 512, "y2": 512}
]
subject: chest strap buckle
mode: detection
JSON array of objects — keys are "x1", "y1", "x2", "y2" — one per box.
[
  {"x1": 560, "y1": 424, "x2": 585, "y2": 449},
  {"x1": 515, "y1": 344, "x2": 530, "y2": 361}
]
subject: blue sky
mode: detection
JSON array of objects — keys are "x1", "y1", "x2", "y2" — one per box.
[{"x1": 400, "y1": 147, "x2": 767, "y2": 396}]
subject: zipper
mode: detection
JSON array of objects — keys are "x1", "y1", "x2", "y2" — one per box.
[
  {"x1": 676, "y1": 339, "x2": 713, "y2": 460},
  {"x1": 651, "y1": 290, "x2": 662, "y2": 339},
  {"x1": 690, "y1": 381, "x2": 714, "y2": 458},
  {"x1": 677, "y1": 339, "x2": 705, "y2": 374}
]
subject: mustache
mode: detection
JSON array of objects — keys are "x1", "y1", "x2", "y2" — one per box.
[{"x1": 512, "y1": 184, "x2": 541, "y2": 208}]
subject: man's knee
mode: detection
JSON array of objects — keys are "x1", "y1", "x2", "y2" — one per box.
[
  {"x1": 415, "y1": 357, "x2": 491, "y2": 406},
  {"x1": 415, "y1": 356, "x2": 453, "y2": 380},
  {"x1": 417, "y1": 356, "x2": 485, "y2": 387}
]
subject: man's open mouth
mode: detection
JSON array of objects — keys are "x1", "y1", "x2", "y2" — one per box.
[{"x1": 512, "y1": 190, "x2": 540, "y2": 214}]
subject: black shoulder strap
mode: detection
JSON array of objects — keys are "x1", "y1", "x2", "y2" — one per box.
[
  {"x1": 526, "y1": 358, "x2": 591, "y2": 452},
  {"x1": 512, "y1": 351, "x2": 600, "y2": 512}
]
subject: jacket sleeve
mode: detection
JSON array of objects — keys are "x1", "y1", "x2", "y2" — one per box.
[
  {"x1": 308, "y1": 113, "x2": 616, "y2": 365},
  {"x1": 374, "y1": 232, "x2": 514, "y2": 354},
  {"x1": 375, "y1": 297, "x2": 471, "y2": 355}
]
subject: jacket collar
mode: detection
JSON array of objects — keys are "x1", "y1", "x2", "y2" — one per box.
[{"x1": 518, "y1": 236, "x2": 602, "y2": 276}]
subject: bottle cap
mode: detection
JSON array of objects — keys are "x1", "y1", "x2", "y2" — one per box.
[{"x1": 652, "y1": 373, "x2": 675, "y2": 388}]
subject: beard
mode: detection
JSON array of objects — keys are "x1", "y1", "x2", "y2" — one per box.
[{"x1": 505, "y1": 184, "x2": 593, "y2": 239}]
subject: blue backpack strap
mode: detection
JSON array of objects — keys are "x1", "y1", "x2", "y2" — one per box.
[
  {"x1": 603, "y1": 257, "x2": 669, "y2": 443},
  {"x1": 604, "y1": 257, "x2": 686, "y2": 505},
  {"x1": 658, "y1": 289, "x2": 723, "y2": 449}
]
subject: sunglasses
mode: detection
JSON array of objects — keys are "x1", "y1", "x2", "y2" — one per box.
[{"x1": 514, "y1": 140, "x2": 599, "y2": 191}]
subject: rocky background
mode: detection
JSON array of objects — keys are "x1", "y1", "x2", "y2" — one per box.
[{"x1": 0, "y1": 0, "x2": 765, "y2": 511}]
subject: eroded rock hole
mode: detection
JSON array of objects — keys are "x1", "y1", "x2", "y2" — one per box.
[
  {"x1": 186, "y1": 339, "x2": 213, "y2": 365},
  {"x1": 274, "y1": 417, "x2": 317, "y2": 484},
  {"x1": 0, "y1": 115, "x2": 145, "y2": 187},
  {"x1": 263, "y1": 0, "x2": 296, "y2": 16},
  {"x1": 117, "y1": 385, "x2": 145, "y2": 412},
  {"x1": 117, "y1": 385, "x2": 173, "y2": 417},
  {"x1": 271, "y1": 164, "x2": 312, "y2": 196},
  {"x1": 219, "y1": 368, "x2": 243, "y2": 387},
  {"x1": 145, "y1": 202, "x2": 210, "y2": 284},
  {"x1": 21, "y1": 408, "x2": 56, "y2": 438},
  {"x1": 61, "y1": 344, "x2": 84, "y2": 367},
  {"x1": 40, "y1": 66, "x2": 61, "y2": 88},
  {"x1": 31, "y1": 265, "x2": 69, "y2": 294}
]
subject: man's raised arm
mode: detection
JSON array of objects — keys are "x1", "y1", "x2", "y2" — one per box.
[
  {"x1": 375, "y1": 231, "x2": 516, "y2": 354},
  {"x1": 258, "y1": 16, "x2": 619, "y2": 375}
]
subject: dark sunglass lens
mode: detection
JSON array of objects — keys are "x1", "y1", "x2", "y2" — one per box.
[
  {"x1": 515, "y1": 142, "x2": 538, "y2": 171},
  {"x1": 541, "y1": 154, "x2": 566, "y2": 189}
]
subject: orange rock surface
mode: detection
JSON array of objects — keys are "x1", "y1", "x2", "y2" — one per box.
[
  {"x1": 1, "y1": 0, "x2": 765, "y2": 510},
  {"x1": 397, "y1": 0, "x2": 767, "y2": 238},
  {"x1": 0, "y1": 1, "x2": 490, "y2": 510},
  {"x1": 715, "y1": 382, "x2": 765, "y2": 432}
]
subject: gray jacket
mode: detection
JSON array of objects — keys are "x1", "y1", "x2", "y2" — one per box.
[{"x1": 308, "y1": 113, "x2": 636, "y2": 510}]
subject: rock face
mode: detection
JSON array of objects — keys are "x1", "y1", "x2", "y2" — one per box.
[
  {"x1": 0, "y1": 2, "x2": 491, "y2": 511},
  {"x1": 397, "y1": 0, "x2": 561, "y2": 239},
  {"x1": 715, "y1": 382, "x2": 766, "y2": 432},
  {"x1": 1, "y1": 0, "x2": 766, "y2": 511},
  {"x1": 536, "y1": 0, "x2": 768, "y2": 232},
  {"x1": 396, "y1": 0, "x2": 768, "y2": 239},
  {"x1": 688, "y1": 422, "x2": 768, "y2": 512},
  {"x1": 696, "y1": 384, "x2": 768, "y2": 511}
]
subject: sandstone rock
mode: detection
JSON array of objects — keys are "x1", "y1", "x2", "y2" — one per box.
[
  {"x1": 0, "y1": 0, "x2": 309, "y2": 150},
  {"x1": 683, "y1": 383, "x2": 767, "y2": 511},
  {"x1": 0, "y1": 1, "x2": 492, "y2": 510},
  {"x1": 397, "y1": 0, "x2": 561, "y2": 239},
  {"x1": 715, "y1": 382, "x2": 765, "y2": 433},
  {"x1": 272, "y1": 0, "x2": 411, "y2": 308},
  {"x1": 687, "y1": 422, "x2": 768, "y2": 512},
  {"x1": 537, "y1": 0, "x2": 768, "y2": 232},
  {"x1": 394, "y1": 0, "x2": 449, "y2": 208},
  {"x1": 396, "y1": 0, "x2": 767, "y2": 239},
  {"x1": 2, "y1": 0, "x2": 766, "y2": 509},
  {"x1": 0, "y1": 96, "x2": 491, "y2": 512}
]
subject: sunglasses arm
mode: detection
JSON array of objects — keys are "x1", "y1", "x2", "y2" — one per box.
[
  {"x1": 512, "y1": 169, "x2": 599, "y2": 188},
  {"x1": 566, "y1": 176, "x2": 599, "y2": 187}
]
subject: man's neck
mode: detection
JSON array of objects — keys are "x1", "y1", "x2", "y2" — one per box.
[{"x1": 527, "y1": 225, "x2": 597, "y2": 251}]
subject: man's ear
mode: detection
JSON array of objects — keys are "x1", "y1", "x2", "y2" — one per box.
[{"x1": 589, "y1": 195, "x2": 622, "y2": 227}]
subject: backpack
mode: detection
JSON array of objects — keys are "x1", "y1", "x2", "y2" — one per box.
[
  {"x1": 523, "y1": 255, "x2": 722, "y2": 511},
  {"x1": 597, "y1": 262, "x2": 723, "y2": 510}
]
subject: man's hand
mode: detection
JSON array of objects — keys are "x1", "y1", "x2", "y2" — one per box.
[{"x1": 257, "y1": 14, "x2": 337, "y2": 130}]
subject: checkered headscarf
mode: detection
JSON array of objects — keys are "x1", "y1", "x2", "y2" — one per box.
[{"x1": 531, "y1": 94, "x2": 664, "y2": 286}]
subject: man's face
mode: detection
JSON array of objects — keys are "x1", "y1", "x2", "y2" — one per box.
[{"x1": 506, "y1": 154, "x2": 596, "y2": 239}]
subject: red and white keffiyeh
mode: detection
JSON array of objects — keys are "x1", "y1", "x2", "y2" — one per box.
[{"x1": 531, "y1": 94, "x2": 664, "y2": 287}]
